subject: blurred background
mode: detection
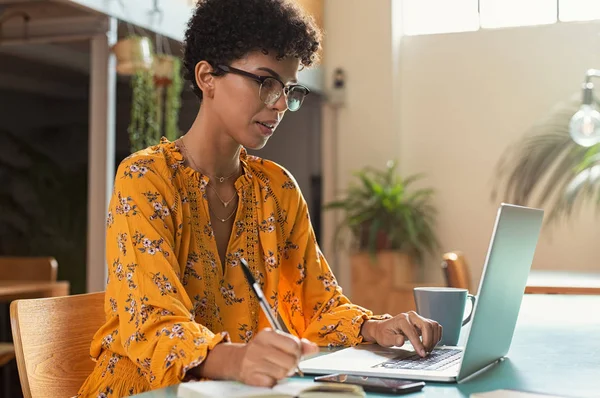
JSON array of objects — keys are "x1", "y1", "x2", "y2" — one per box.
[{"x1": 1, "y1": 1, "x2": 600, "y2": 395}]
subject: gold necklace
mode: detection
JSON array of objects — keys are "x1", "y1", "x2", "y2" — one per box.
[
  {"x1": 207, "y1": 183, "x2": 237, "y2": 208},
  {"x1": 208, "y1": 202, "x2": 237, "y2": 223},
  {"x1": 178, "y1": 138, "x2": 239, "y2": 183}
]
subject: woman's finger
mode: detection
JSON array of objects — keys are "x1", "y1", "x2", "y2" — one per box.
[
  {"x1": 396, "y1": 315, "x2": 426, "y2": 357},
  {"x1": 409, "y1": 312, "x2": 436, "y2": 352}
]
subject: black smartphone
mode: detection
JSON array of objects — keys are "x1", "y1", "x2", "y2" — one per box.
[{"x1": 314, "y1": 373, "x2": 425, "y2": 395}]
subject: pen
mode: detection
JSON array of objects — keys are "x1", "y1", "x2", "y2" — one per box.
[{"x1": 239, "y1": 257, "x2": 305, "y2": 377}]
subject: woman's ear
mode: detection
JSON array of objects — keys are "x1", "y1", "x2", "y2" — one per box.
[{"x1": 195, "y1": 61, "x2": 216, "y2": 99}]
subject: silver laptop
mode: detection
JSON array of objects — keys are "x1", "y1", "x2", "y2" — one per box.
[{"x1": 300, "y1": 203, "x2": 544, "y2": 383}]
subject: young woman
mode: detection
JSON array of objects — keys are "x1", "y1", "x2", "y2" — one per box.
[{"x1": 78, "y1": 1, "x2": 441, "y2": 396}]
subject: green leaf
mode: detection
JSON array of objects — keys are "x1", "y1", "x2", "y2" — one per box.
[
  {"x1": 323, "y1": 160, "x2": 438, "y2": 262},
  {"x1": 493, "y1": 94, "x2": 600, "y2": 226}
]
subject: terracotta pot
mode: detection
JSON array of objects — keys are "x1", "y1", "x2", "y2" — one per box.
[
  {"x1": 153, "y1": 54, "x2": 175, "y2": 87},
  {"x1": 358, "y1": 223, "x2": 392, "y2": 251},
  {"x1": 112, "y1": 36, "x2": 153, "y2": 76}
]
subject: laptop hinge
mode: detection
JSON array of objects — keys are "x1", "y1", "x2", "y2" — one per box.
[{"x1": 457, "y1": 357, "x2": 505, "y2": 384}]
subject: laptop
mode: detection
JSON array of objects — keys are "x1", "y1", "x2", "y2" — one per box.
[{"x1": 299, "y1": 203, "x2": 544, "y2": 383}]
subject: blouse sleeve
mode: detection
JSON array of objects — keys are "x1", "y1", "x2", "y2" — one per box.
[
  {"x1": 278, "y1": 188, "x2": 381, "y2": 348},
  {"x1": 105, "y1": 156, "x2": 227, "y2": 389}
]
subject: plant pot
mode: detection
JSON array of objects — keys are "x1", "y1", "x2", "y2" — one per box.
[
  {"x1": 112, "y1": 36, "x2": 154, "y2": 76},
  {"x1": 153, "y1": 54, "x2": 175, "y2": 87},
  {"x1": 358, "y1": 222, "x2": 393, "y2": 251},
  {"x1": 350, "y1": 251, "x2": 418, "y2": 314}
]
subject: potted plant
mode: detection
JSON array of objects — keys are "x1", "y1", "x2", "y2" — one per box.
[
  {"x1": 325, "y1": 160, "x2": 439, "y2": 312},
  {"x1": 493, "y1": 95, "x2": 599, "y2": 223},
  {"x1": 112, "y1": 35, "x2": 154, "y2": 76}
]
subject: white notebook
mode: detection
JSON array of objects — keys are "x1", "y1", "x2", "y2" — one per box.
[{"x1": 177, "y1": 380, "x2": 365, "y2": 398}]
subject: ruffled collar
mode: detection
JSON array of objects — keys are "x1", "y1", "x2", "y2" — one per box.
[{"x1": 160, "y1": 137, "x2": 252, "y2": 189}]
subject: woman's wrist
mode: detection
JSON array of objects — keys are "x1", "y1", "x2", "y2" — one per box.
[
  {"x1": 360, "y1": 320, "x2": 379, "y2": 342},
  {"x1": 191, "y1": 342, "x2": 245, "y2": 380}
]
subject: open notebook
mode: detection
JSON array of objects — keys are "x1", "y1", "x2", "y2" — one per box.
[{"x1": 177, "y1": 381, "x2": 365, "y2": 398}]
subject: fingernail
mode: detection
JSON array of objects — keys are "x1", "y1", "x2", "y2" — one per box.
[{"x1": 419, "y1": 349, "x2": 426, "y2": 356}]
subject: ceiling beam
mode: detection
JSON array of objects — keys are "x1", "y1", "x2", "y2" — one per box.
[
  {"x1": 64, "y1": 0, "x2": 192, "y2": 42},
  {"x1": 0, "y1": 10, "x2": 108, "y2": 45}
]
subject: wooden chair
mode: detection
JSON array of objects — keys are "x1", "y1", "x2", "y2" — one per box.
[
  {"x1": 441, "y1": 251, "x2": 472, "y2": 292},
  {"x1": 10, "y1": 292, "x2": 105, "y2": 398},
  {"x1": 0, "y1": 256, "x2": 60, "y2": 390},
  {"x1": 0, "y1": 257, "x2": 58, "y2": 282},
  {"x1": 0, "y1": 343, "x2": 15, "y2": 366}
]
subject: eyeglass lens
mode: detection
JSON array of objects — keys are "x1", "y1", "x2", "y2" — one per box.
[{"x1": 259, "y1": 77, "x2": 306, "y2": 111}]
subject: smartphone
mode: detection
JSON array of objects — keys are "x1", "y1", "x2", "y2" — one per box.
[{"x1": 314, "y1": 373, "x2": 425, "y2": 395}]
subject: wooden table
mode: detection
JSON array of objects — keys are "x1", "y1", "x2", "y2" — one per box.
[
  {"x1": 525, "y1": 270, "x2": 600, "y2": 295},
  {"x1": 130, "y1": 294, "x2": 600, "y2": 398}
]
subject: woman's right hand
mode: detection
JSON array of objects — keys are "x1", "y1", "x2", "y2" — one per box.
[{"x1": 236, "y1": 328, "x2": 318, "y2": 387}]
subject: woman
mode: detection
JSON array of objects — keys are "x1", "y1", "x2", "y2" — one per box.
[{"x1": 78, "y1": 0, "x2": 442, "y2": 396}]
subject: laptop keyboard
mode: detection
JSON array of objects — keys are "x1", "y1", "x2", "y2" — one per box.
[{"x1": 375, "y1": 348, "x2": 463, "y2": 371}]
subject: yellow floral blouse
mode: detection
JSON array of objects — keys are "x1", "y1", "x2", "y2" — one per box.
[{"x1": 77, "y1": 138, "x2": 376, "y2": 398}]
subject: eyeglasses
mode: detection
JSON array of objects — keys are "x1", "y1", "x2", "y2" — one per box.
[{"x1": 214, "y1": 64, "x2": 310, "y2": 112}]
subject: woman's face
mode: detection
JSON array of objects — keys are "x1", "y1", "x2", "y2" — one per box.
[{"x1": 210, "y1": 51, "x2": 301, "y2": 150}]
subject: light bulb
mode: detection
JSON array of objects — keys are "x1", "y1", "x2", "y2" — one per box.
[{"x1": 569, "y1": 104, "x2": 600, "y2": 147}]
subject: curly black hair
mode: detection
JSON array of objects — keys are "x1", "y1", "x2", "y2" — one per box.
[{"x1": 183, "y1": 0, "x2": 322, "y2": 101}]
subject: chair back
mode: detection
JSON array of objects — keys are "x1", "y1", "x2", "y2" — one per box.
[
  {"x1": 441, "y1": 251, "x2": 472, "y2": 292},
  {"x1": 10, "y1": 292, "x2": 105, "y2": 398},
  {"x1": 0, "y1": 257, "x2": 58, "y2": 281}
]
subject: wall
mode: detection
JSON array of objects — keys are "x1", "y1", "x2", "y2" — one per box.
[
  {"x1": 296, "y1": 0, "x2": 324, "y2": 32},
  {"x1": 322, "y1": 0, "x2": 400, "y2": 293},
  {"x1": 322, "y1": 0, "x2": 600, "y2": 296},
  {"x1": 399, "y1": 21, "x2": 600, "y2": 287}
]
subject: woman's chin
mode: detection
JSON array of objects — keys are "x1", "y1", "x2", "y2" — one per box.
[
  {"x1": 245, "y1": 140, "x2": 269, "y2": 150},
  {"x1": 241, "y1": 135, "x2": 270, "y2": 150}
]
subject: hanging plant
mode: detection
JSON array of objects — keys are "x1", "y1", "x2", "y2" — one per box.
[
  {"x1": 153, "y1": 54, "x2": 184, "y2": 142},
  {"x1": 114, "y1": 35, "x2": 183, "y2": 153},
  {"x1": 165, "y1": 57, "x2": 183, "y2": 142},
  {"x1": 112, "y1": 35, "x2": 153, "y2": 76},
  {"x1": 128, "y1": 69, "x2": 159, "y2": 153}
]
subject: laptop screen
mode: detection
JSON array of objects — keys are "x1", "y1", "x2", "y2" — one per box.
[{"x1": 457, "y1": 204, "x2": 544, "y2": 381}]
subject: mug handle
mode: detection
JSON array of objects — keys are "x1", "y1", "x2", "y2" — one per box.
[{"x1": 462, "y1": 294, "x2": 477, "y2": 326}]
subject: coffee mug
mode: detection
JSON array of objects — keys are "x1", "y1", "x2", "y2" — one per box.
[{"x1": 413, "y1": 287, "x2": 476, "y2": 346}]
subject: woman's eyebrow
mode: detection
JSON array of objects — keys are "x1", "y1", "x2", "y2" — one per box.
[{"x1": 257, "y1": 67, "x2": 298, "y2": 83}]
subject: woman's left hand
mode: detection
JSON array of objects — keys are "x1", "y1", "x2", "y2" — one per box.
[{"x1": 360, "y1": 312, "x2": 442, "y2": 357}]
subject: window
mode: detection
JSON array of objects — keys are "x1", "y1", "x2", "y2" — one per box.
[
  {"x1": 479, "y1": 0, "x2": 557, "y2": 28},
  {"x1": 402, "y1": 0, "x2": 600, "y2": 36},
  {"x1": 402, "y1": 0, "x2": 479, "y2": 36},
  {"x1": 559, "y1": 0, "x2": 600, "y2": 21}
]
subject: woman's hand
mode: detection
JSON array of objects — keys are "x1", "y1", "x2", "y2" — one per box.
[
  {"x1": 236, "y1": 329, "x2": 318, "y2": 386},
  {"x1": 360, "y1": 312, "x2": 442, "y2": 357},
  {"x1": 197, "y1": 328, "x2": 318, "y2": 387}
]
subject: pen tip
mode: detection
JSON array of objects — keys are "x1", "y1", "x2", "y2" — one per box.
[{"x1": 240, "y1": 258, "x2": 255, "y2": 284}]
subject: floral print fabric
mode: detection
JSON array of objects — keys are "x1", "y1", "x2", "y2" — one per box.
[{"x1": 77, "y1": 138, "x2": 375, "y2": 397}]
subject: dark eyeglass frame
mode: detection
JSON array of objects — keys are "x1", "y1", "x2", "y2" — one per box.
[{"x1": 213, "y1": 64, "x2": 310, "y2": 111}]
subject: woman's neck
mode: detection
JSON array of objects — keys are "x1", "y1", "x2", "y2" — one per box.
[{"x1": 182, "y1": 107, "x2": 242, "y2": 179}]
